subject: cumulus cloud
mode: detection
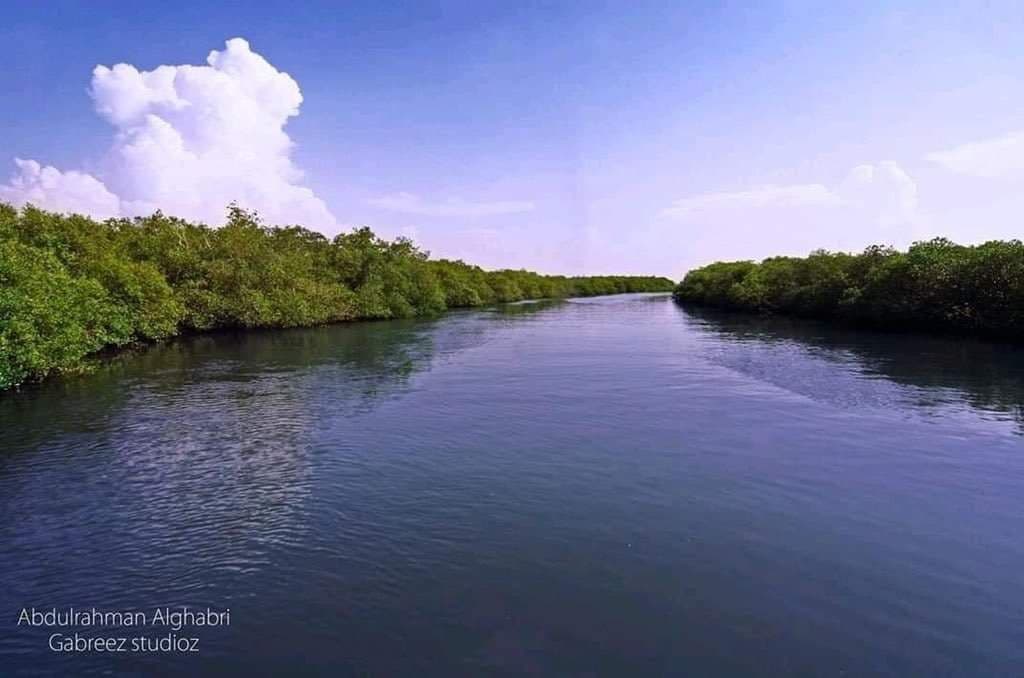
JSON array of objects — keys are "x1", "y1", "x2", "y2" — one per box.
[
  {"x1": 368, "y1": 192, "x2": 535, "y2": 218},
  {"x1": 926, "y1": 131, "x2": 1024, "y2": 177},
  {"x1": 661, "y1": 183, "x2": 840, "y2": 217},
  {"x1": 0, "y1": 159, "x2": 121, "y2": 219},
  {"x1": 650, "y1": 162, "x2": 923, "y2": 272},
  {"x1": 663, "y1": 162, "x2": 917, "y2": 226},
  {"x1": 0, "y1": 38, "x2": 335, "y2": 228},
  {"x1": 838, "y1": 161, "x2": 917, "y2": 225}
]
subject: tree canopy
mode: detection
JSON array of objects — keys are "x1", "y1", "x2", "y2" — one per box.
[
  {"x1": 674, "y1": 239, "x2": 1024, "y2": 339},
  {"x1": 0, "y1": 203, "x2": 673, "y2": 389}
]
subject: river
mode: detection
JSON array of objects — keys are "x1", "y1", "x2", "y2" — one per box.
[{"x1": 2, "y1": 293, "x2": 1022, "y2": 676}]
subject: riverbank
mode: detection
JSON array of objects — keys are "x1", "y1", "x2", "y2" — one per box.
[
  {"x1": 673, "y1": 238, "x2": 1024, "y2": 341},
  {"x1": 0, "y1": 203, "x2": 673, "y2": 390}
]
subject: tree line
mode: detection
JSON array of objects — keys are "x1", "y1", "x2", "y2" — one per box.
[
  {"x1": 674, "y1": 238, "x2": 1024, "y2": 339},
  {"x1": 0, "y1": 203, "x2": 673, "y2": 389}
]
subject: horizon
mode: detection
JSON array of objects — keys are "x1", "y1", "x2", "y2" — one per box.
[{"x1": 4, "y1": 1, "x2": 1024, "y2": 277}]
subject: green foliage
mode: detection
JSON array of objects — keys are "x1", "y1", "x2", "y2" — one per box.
[
  {"x1": 0, "y1": 241, "x2": 121, "y2": 389},
  {"x1": 674, "y1": 239, "x2": 1024, "y2": 339},
  {"x1": 0, "y1": 203, "x2": 674, "y2": 389}
]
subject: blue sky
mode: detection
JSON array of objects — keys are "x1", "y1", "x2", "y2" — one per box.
[{"x1": 3, "y1": 1, "x2": 1024, "y2": 275}]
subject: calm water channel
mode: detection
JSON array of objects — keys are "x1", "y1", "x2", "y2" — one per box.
[{"x1": 2, "y1": 294, "x2": 1022, "y2": 676}]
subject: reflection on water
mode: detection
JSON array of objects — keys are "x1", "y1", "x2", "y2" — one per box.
[
  {"x1": 0, "y1": 319, "x2": 457, "y2": 674},
  {"x1": 679, "y1": 305, "x2": 1024, "y2": 433},
  {"x1": 1, "y1": 294, "x2": 1023, "y2": 676},
  {"x1": 489, "y1": 298, "x2": 567, "y2": 315}
]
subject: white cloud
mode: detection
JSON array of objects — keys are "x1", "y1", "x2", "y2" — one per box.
[
  {"x1": 661, "y1": 183, "x2": 840, "y2": 217},
  {"x1": 1, "y1": 38, "x2": 334, "y2": 228},
  {"x1": 368, "y1": 192, "x2": 535, "y2": 218},
  {"x1": 926, "y1": 131, "x2": 1024, "y2": 177},
  {"x1": 651, "y1": 162, "x2": 923, "y2": 272},
  {"x1": 838, "y1": 161, "x2": 917, "y2": 225},
  {"x1": 0, "y1": 159, "x2": 121, "y2": 219},
  {"x1": 663, "y1": 162, "x2": 917, "y2": 226}
]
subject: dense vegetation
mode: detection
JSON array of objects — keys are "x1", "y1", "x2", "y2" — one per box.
[
  {"x1": 0, "y1": 203, "x2": 672, "y2": 389},
  {"x1": 674, "y1": 239, "x2": 1024, "y2": 339}
]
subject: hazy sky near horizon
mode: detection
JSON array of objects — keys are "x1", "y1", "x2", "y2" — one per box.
[{"x1": 3, "y1": 1, "x2": 1024, "y2": 276}]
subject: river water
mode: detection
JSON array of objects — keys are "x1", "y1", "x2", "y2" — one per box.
[{"x1": 2, "y1": 293, "x2": 1022, "y2": 676}]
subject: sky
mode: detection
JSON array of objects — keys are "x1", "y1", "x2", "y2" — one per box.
[{"x1": 3, "y1": 1, "x2": 1024, "y2": 277}]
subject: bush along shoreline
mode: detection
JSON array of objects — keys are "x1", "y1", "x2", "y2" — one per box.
[
  {"x1": 0, "y1": 203, "x2": 673, "y2": 390},
  {"x1": 673, "y1": 239, "x2": 1024, "y2": 340}
]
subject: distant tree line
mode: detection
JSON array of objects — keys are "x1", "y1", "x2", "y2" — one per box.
[
  {"x1": 674, "y1": 239, "x2": 1024, "y2": 340},
  {"x1": 0, "y1": 203, "x2": 673, "y2": 389}
]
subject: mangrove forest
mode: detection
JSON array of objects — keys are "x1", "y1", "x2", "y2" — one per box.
[
  {"x1": 674, "y1": 239, "x2": 1024, "y2": 340},
  {"x1": 0, "y1": 203, "x2": 673, "y2": 390}
]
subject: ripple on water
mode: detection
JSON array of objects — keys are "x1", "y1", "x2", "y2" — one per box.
[{"x1": 1, "y1": 295, "x2": 1023, "y2": 676}]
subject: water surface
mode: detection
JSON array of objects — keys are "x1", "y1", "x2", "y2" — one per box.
[{"x1": 2, "y1": 294, "x2": 1023, "y2": 676}]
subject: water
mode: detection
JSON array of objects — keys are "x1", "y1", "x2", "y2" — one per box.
[{"x1": 2, "y1": 294, "x2": 1023, "y2": 676}]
